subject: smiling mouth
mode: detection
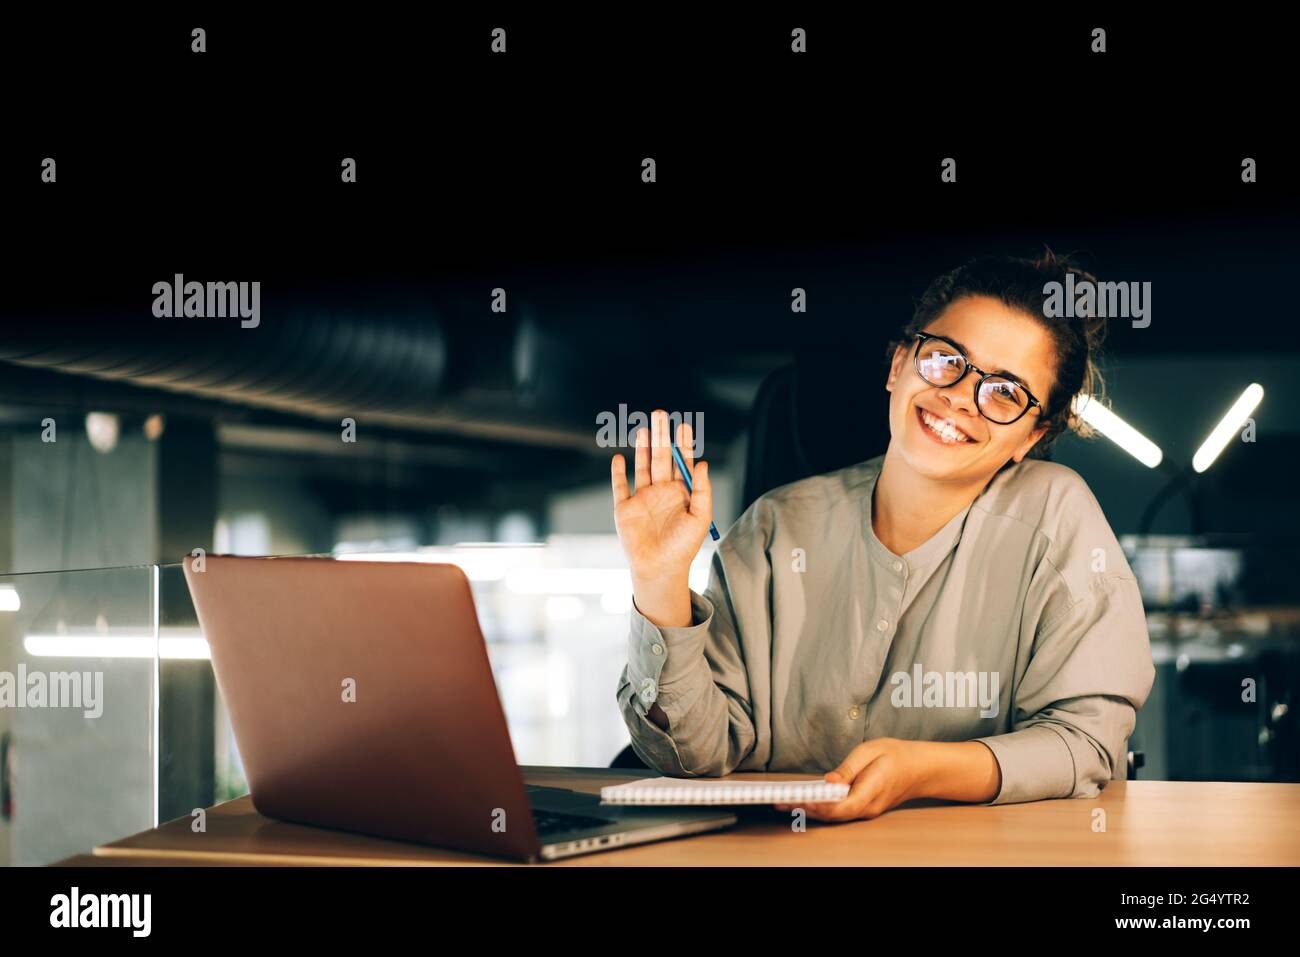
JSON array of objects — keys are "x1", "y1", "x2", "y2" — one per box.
[{"x1": 916, "y1": 406, "x2": 975, "y2": 445}]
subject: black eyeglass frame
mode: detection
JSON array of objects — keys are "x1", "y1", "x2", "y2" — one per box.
[{"x1": 911, "y1": 333, "x2": 1045, "y2": 425}]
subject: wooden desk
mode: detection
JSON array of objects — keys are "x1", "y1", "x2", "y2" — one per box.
[{"x1": 87, "y1": 766, "x2": 1300, "y2": 866}]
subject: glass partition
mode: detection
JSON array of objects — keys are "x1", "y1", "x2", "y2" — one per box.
[{"x1": 0, "y1": 565, "x2": 157, "y2": 866}]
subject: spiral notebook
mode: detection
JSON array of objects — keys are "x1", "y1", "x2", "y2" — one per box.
[{"x1": 600, "y1": 776, "x2": 850, "y2": 806}]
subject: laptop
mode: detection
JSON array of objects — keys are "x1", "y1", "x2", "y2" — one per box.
[{"x1": 182, "y1": 554, "x2": 737, "y2": 862}]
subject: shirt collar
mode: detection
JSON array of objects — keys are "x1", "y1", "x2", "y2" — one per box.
[{"x1": 860, "y1": 461, "x2": 976, "y2": 571}]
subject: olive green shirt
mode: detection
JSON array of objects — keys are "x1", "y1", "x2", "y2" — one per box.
[{"x1": 615, "y1": 454, "x2": 1155, "y2": 804}]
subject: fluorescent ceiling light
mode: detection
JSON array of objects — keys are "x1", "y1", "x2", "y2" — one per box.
[
  {"x1": 1071, "y1": 394, "x2": 1163, "y2": 469},
  {"x1": 1192, "y1": 384, "x2": 1264, "y2": 474},
  {"x1": 336, "y1": 544, "x2": 545, "y2": 582},
  {"x1": 24, "y1": 631, "x2": 210, "y2": 660},
  {"x1": 505, "y1": 567, "x2": 630, "y2": 595}
]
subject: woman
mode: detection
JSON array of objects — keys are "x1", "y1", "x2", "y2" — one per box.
[{"x1": 609, "y1": 251, "x2": 1155, "y2": 821}]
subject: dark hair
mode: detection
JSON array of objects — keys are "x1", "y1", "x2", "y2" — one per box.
[{"x1": 886, "y1": 248, "x2": 1107, "y2": 463}]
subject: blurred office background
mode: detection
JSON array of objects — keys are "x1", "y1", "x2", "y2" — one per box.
[{"x1": 1, "y1": 218, "x2": 1298, "y2": 864}]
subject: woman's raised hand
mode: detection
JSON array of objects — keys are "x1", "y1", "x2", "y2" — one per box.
[{"x1": 610, "y1": 409, "x2": 712, "y2": 627}]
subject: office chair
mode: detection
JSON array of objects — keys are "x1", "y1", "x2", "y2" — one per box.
[
  {"x1": 740, "y1": 354, "x2": 892, "y2": 513},
  {"x1": 610, "y1": 356, "x2": 1144, "y2": 779}
]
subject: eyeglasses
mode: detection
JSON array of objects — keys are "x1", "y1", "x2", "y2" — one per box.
[{"x1": 911, "y1": 333, "x2": 1044, "y2": 425}]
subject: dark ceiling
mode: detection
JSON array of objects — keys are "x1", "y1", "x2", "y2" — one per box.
[{"x1": 3, "y1": 11, "x2": 1296, "y2": 518}]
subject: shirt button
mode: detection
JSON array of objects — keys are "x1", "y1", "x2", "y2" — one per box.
[
  {"x1": 651, "y1": 642, "x2": 664, "y2": 656},
  {"x1": 891, "y1": 561, "x2": 903, "y2": 573},
  {"x1": 848, "y1": 706, "x2": 862, "y2": 720},
  {"x1": 639, "y1": 677, "x2": 657, "y2": 704},
  {"x1": 876, "y1": 619, "x2": 889, "y2": 631}
]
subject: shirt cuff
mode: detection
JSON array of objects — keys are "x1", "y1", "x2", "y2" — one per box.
[
  {"x1": 625, "y1": 590, "x2": 714, "y2": 710},
  {"x1": 622, "y1": 687, "x2": 692, "y2": 774},
  {"x1": 972, "y1": 724, "x2": 1080, "y2": 805}
]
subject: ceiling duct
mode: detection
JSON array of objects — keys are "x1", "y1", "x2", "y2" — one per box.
[{"x1": 0, "y1": 298, "x2": 447, "y2": 420}]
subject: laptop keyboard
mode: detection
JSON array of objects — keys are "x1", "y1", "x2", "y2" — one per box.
[{"x1": 531, "y1": 808, "x2": 616, "y2": 836}]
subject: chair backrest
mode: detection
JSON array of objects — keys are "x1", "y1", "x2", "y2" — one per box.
[{"x1": 742, "y1": 354, "x2": 892, "y2": 511}]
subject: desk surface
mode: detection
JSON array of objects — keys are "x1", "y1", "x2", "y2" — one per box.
[{"x1": 85, "y1": 767, "x2": 1300, "y2": 867}]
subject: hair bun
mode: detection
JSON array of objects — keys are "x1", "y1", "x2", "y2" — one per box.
[{"x1": 1041, "y1": 248, "x2": 1109, "y2": 352}]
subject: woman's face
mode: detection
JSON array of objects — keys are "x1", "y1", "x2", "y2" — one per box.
[{"x1": 886, "y1": 295, "x2": 1055, "y2": 485}]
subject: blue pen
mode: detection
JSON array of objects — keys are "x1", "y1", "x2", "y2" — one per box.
[{"x1": 670, "y1": 428, "x2": 720, "y2": 542}]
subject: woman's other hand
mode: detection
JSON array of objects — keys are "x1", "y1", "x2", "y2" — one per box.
[{"x1": 774, "y1": 738, "x2": 929, "y2": 821}]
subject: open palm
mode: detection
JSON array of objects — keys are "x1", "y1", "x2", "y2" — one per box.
[{"x1": 611, "y1": 410, "x2": 712, "y2": 583}]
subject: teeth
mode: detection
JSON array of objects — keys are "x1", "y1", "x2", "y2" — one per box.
[{"x1": 921, "y1": 409, "x2": 969, "y2": 444}]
